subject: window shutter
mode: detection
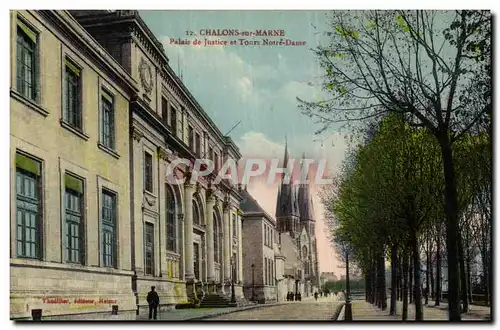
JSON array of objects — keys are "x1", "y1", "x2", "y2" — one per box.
[
  {"x1": 65, "y1": 59, "x2": 81, "y2": 76},
  {"x1": 65, "y1": 174, "x2": 83, "y2": 194},
  {"x1": 17, "y1": 20, "x2": 37, "y2": 43},
  {"x1": 15, "y1": 153, "x2": 40, "y2": 176}
]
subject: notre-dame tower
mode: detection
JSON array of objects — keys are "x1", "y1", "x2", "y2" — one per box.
[{"x1": 275, "y1": 142, "x2": 320, "y2": 289}]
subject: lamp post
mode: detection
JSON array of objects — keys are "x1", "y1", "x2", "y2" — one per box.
[
  {"x1": 344, "y1": 247, "x2": 353, "y2": 321},
  {"x1": 251, "y1": 263, "x2": 256, "y2": 302},
  {"x1": 231, "y1": 256, "x2": 236, "y2": 303}
]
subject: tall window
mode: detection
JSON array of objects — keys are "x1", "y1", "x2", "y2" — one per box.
[
  {"x1": 16, "y1": 20, "x2": 37, "y2": 101},
  {"x1": 213, "y1": 212, "x2": 220, "y2": 263},
  {"x1": 15, "y1": 153, "x2": 42, "y2": 259},
  {"x1": 195, "y1": 132, "x2": 201, "y2": 157},
  {"x1": 101, "y1": 189, "x2": 117, "y2": 267},
  {"x1": 208, "y1": 147, "x2": 213, "y2": 162},
  {"x1": 232, "y1": 213, "x2": 237, "y2": 237},
  {"x1": 188, "y1": 126, "x2": 194, "y2": 149},
  {"x1": 64, "y1": 174, "x2": 84, "y2": 264},
  {"x1": 171, "y1": 106, "x2": 177, "y2": 136},
  {"x1": 145, "y1": 222, "x2": 154, "y2": 275},
  {"x1": 161, "y1": 97, "x2": 168, "y2": 125},
  {"x1": 166, "y1": 185, "x2": 176, "y2": 252},
  {"x1": 63, "y1": 58, "x2": 82, "y2": 130},
  {"x1": 144, "y1": 152, "x2": 153, "y2": 192},
  {"x1": 193, "y1": 242, "x2": 200, "y2": 280},
  {"x1": 214, "y1": 152, "x2": 219, "y2": 172},
  {"x1": 101, "y1": 90, "x2": 115, "y2": 149},
  {"x1": 264, "y1": 258, "x2": 268, "y2": 285}
]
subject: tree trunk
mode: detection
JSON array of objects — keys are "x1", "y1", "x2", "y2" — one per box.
[
  {"x1": 398, "y1": 255, "x2": 403, "y2": 301},
  {"x1": 466, "y1": 250, "x2": 472, "y2": 304},
  {"x1": 458, "y1": 231, "x2": 469, "y2": 313},
  {"x1": 372, "y1": 257, "x2": 377, "y2": 305},
  {"x1": 390, "y1": 245, "x2": 398, "y2": 315},
  {"x1": 435, "y1": 225, "x2": 442, "y2": 306},
  {"x1": 409, "y1": 252, "x2": 413, "y2": 304},
  {"x1": 411, "y1": 231, "x2": 423, "y2": 320},
  {"x1": 365, "y1": 272, "x2": 370, "y2": 302},
  {"x1": 430, "y1": 250, "x2": 435, "y2": 300},
  {"x1": 439, "y1": 134, "x2": 461, "y2": 321},
  {"x1": 425, "y1": 249, "x2": 430, "y2": 305},
  {"x1": 402, "y1": 250, "x2": 409, "y2": 321}
]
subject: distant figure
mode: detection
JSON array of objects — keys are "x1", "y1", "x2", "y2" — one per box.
[
  {"x1": 314, "y1": 292, "x2": 318, "y2": 301},
  {"x1": 146, "y1": 286, "x2": 160, "y2": 320}
]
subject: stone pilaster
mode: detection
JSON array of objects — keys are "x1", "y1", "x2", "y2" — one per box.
[
  {"x1": 132, "y1": 128, "x2": 144, "y2": 275},
  {"x1": 184, "y1": 182, "x2": 195, "y2": 299},
  {"x1": 206, "y1": 192, "x2": 216, "y2": 293},
  {"x1": 223, "y1": 201, "x2": 231, "y2": 283},
  {"x1": 178, "y1": 213, "x2": 185, "y2": 280}
]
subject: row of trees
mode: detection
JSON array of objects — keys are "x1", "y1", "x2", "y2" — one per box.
[
  {"x1": 300, "y1": 10, "x2": 491, "y2": 321},
  {"x1": 322, "y1": 279, "x2": 366, "y2": 293}
]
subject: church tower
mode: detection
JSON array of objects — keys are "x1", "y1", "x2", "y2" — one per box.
[{"x1": 275, "y1": 140, "x2": 300, "y2": 237}]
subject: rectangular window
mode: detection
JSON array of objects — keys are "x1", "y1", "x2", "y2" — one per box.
[
  {"x1": 144, "y1": 152, "x2": 153, "y2": 193},
  {"x1": 101, "y1": 89, "x2": 115, "y2": 149},
  {"x1": 214, "y1": 152, "x2": 219, "y2": 172},
  {"x1": 16, "y1": 20, "x2": 37, "y2": 101},
  {"x1": 145, "y1": 222, "x2": 155, "y2": 275},
  {"x1": 171, "y1": 106, "x2": 177, "y2": 136},
  {"x1": 195, "y1": 132, "x2": 201, "y2": 157},
  {"x1": 166, "y1": 184, "x2": 176, "y2": 252},
  {"x1": 188, "y1": 126, "x2": 194, "y2": 149},
  {"x1": 161, "y1": 97, "x2": 168, "y2": 125},
  {"x1": 101, "y1": 189, "x2": 116, "y2": 267},
  {"x1": 15, "y1": 153, "x2": 42, "y2": 259},
  {"x1": 63, "y1": 58, "x2": 82, "y2": 130},
  {"x1": 64, "y1": 173, "x2": 84, "y2": 264},
  {"x1": 208, "y1": 147, "x2": 213, "y2": 162}
]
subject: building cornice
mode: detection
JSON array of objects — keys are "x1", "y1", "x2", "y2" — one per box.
[
  {"x1": 71, "y1": 10, "x2": 237, "y2": 153},
  {"x1": 38, "y1": 10, "x2": 139, "y2": 98}
]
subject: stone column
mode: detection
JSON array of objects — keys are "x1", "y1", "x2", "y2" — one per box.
[
  {"x1": 237, "y1": 211, "x2": 243, "y2": 283},
  {"x1": 158, "y1": 150, "x2": 167, "y2": 277},
  {"x1": 223, "y1": 201, "x2": 231, "y2": 285},
  {"x1": 206, "y1": 193, "x2": 215, "y2": 293},
  {"x1": 184, "y1": 183, "x2": 195, "y2": 299},
  {"x1": 178, "y1": 213, "x2": 185, "y2": 280}
]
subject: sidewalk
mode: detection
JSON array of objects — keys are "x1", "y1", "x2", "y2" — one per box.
[
  {"x1": 136, "y1": 297, "x2": 332, "y2": 321},
  {"x1": 351, "y1": 299, "x2": 490, "y2": 321}
]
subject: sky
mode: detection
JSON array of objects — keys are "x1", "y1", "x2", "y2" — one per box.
[{"x1": 140, "y1": 10, "x2": 349, "y2": 275}]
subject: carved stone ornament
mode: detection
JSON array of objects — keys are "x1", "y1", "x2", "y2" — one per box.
[
  {"x1": 139, "y1": 58, "x2": 154, "y2": 95},
  {"x1": 144, "y1": 194, "x2": 156, "y2": 207},
  {"x1": 157, "y1": 146, "x2": 168, "y2": 160}
]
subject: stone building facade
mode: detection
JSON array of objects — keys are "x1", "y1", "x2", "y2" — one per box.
[
  {"x1": 10, "y1": 10, "x2": 245, "y2": 319},
  {"x1": 10, "y1": 10, "x2": 138, "y2": 319},
  {"x1": 240, "y1": 189, "x2": 282, "y2": 303}
]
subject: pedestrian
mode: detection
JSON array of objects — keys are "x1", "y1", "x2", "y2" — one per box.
[
  {"x1": 146, "y1": 286, "x2": 160, "y2": 320},
  {"x1": 314, "y1": 292, "x2": 318, "y2": 301}
]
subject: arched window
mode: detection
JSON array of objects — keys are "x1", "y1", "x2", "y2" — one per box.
[
  {"x1": 213, "y1": 211, "x2": 220, "y2": 263},
  {"x1": 166, "y1": 185, "x2": 176, "y2": 252},
  {"x1": 302, "y1": 245, "x2": 308, "y2": 259},
  {"x1": 193, "y1": 200, "x2": 201, "y2": 225}
]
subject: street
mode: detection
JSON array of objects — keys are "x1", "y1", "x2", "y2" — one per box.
[{"x1": 204, "y1": 295, "x2": 343, "y2": 321}]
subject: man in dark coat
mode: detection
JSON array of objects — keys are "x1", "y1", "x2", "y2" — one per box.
[{"x1": 146, "y1": 286, "x2": 160, "y2": 320}]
